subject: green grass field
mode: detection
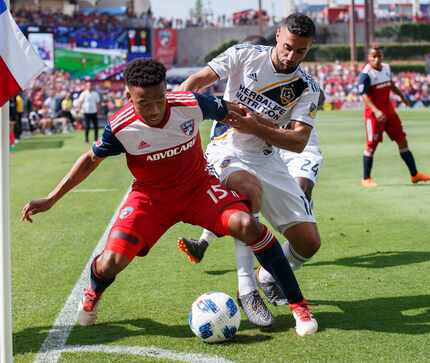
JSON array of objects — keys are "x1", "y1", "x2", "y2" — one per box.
[
  {"x1": 54, "y1": 49, "x2": 117, "y2": 79},
  {"x1": 11, "y1": 110, "x2": 430, "y2": 363}
]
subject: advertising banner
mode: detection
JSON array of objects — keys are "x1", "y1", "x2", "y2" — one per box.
[
  {"x1": 28, "y1": 32, "x2": 54, "y2": 68},
  {"x1": 154, "y1": 28, "x2": 177, "y2": 68}
]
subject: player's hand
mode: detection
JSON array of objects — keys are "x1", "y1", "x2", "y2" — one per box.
[
  {"x1": 223, "y1": 111, "x2": 258, "y2": 134},
  {"x1": 21, "y1": 198, "x2": 55, "y2": 223},
  {"x1": 374, "y1": 110, "x2": 387, "y2": 123},
  {"x1": 403, "y1": 98, "x2": 412, "y2": 107},
  {"x1": 226, "y1": 102, "x2": 247, "y2": 117}
]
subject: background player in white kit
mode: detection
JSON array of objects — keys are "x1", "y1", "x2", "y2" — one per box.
[{"x1": 177, "y1": 13, "x2": 322, "y2": 328}]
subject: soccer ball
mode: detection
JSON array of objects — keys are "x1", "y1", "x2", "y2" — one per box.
[{"x1": 188, "y1": 291, "x2": 241, "y2": 343}]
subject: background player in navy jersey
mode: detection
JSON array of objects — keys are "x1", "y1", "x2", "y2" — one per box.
[
  {"x1": 359, "y1": 45, "x2": 430, "y2": 188},
  {"x1": 21, "y1": 59, "x2": 317, "y2": 336}
]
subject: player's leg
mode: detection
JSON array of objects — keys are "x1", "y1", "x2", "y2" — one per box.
[
  {"x1": 182, "y1": 173, "x2": 272, "y2": 327},
  {"x1": 178, "y1": 169, "x2": 262, "y2": 263},
  {"x1": 79, "y1": 190, "x2": 173, "y2": 326},
  {"x1": 258, "y1": 151, "x2": 321, "y2": 304},
  {"x1": 387, "y1": 114, "x2": 430, "y2": 183},
  {"x1": 362, "y1": 115, "x2": 380, "y2": 188},
  {"x1": 218, "y1": 206, "x2": 318, "y2": 336},
  {"x1": 84, "y1": 113, "x2": 91, "y2": 143},
  {"x1": 296, "y1": 177, "x2": 315, "y2": 202},
  {"x1": 92, "y1": 113, "x2": 99, "y2": 141}
]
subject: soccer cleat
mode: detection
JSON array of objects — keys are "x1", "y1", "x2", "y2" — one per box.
[
  {"x1": 411, "y1": 171, "x2": 430, "y2": 184},
  {"x1": 289, "y1": 300, "x2": 318, "y2": 336},
  {"x1": 78, "y1": 287, "x2": 103, "y2": 326},
  {"x1": 255, "y1": 267, "x2": 288, "y2": 306},
  {"x1": 361, "y1": 178, "x2": 377, "y2": 188},
  {"x1": 237, "y1": 290, "x2": 274, "y2": 327},
  {"x1": 177, "y1": 238, "x2": 208, "y2": 264}
]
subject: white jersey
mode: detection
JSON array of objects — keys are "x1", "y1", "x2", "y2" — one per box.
[{"x1": 208, "y1": 44, "x2": 321, "y2": 156}]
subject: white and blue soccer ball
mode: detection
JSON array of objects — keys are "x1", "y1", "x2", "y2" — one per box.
[{"x1": 188, "y1": 291, "x2": 241, "y2": 343}]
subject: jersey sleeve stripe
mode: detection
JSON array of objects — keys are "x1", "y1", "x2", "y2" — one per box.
[
  {"x1": 111, "y1": 116, "x2": 137, "y2": 134},
  {"x1": 110, "y1": 104, "x2": 133, "y2": 123},
  {"x1": 110, "y1": 108, "x2": 135, "y2": 127},
  {"x1": 168, "y1": 101, "x2": 198, "y2": 107}
]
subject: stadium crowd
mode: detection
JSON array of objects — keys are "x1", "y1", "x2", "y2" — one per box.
[
  {"x1": 9, "y1": 64, "x2": 429, "y2": 142},
  {"x1": 9, "y1": 70, "x2": 126, "y2": 141}
]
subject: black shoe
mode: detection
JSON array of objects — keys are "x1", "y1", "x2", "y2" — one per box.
[{"x1": 177, "y1": 238, "x2": 208, "y2": 264}]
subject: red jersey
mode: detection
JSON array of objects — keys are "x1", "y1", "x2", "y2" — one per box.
[
  {"x1": 358, "y1": 63, "x2": 394, "y2": 115},
  {"x1": 92, "y1": 91, "x2": 228, "y2": 191}
]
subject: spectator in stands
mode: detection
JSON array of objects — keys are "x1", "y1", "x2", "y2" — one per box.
[{"x1": 78, "y1": 81, "x2": 100, "y2": 143}]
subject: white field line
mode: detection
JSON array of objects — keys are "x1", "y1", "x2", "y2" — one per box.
[
  {"x1": 33, "y1": 190, "x2": 130, "y2": 363},
  {"x1": 33, "y1": 189, "x2": 235, "y2": 363},
  {"x1": 58, "y1": 345, "x2": 235, "y2": 363}
]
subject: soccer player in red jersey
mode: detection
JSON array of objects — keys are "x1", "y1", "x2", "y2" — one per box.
[
  {"x1": 358, "y1": 45, "x2": 430, "y2": 188},
  {"x1": 21, "y1": 59, "x2": 317, "y2": 336}
]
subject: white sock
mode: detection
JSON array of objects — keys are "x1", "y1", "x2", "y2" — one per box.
[
  {"x1": 235, "y1": 239, "x2": 257, "y2": 296},
  {"x1": 257, "y1": 240, "x2": 311, "y2": 284},
  {"x1": 282, "y1": 240, "x2": 310, "y2": 271},
  {"x1": 199, "y1": 229, "x2": 217, "y2": 244}
]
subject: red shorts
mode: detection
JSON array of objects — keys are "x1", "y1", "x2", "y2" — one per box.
[
  {"x1": 105, "y1": 175, "x2": 249, "y2": 260},
  {"x1": 364, "y1": 110, "x2": 406, "y2": 149}
]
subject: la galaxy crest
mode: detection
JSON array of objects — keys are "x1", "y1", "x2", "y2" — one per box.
[
  {"x1": 180, "y1": 119, "x2": 195, "y2": 136},
  {"x1": 280, "y1": 86, "x2": 296, "y2": 105}
]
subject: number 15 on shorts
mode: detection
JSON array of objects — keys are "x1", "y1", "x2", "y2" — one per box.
[{"x1": 207, "y1": 184, "x2": 239, "y2": 204}]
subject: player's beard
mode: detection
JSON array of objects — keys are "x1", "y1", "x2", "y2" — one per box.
[{"x1": 274, "y1": 50, "x2": 298, "y2": 74}]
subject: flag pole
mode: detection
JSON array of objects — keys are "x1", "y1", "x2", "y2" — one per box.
[
  {"x1": 0, "y1": 1, "x2": 14, "y2": 361},
  {"x1": 0, "y1": 104, "x2": 13, "y2": 363}
]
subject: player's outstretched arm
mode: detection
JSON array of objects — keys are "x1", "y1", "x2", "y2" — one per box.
[
  {"x1": 178, "y1": 66, "x2": 219, "y2": 92},
  {"x1": 21, "y1": 150, "x2": 104, "y2": 223}
]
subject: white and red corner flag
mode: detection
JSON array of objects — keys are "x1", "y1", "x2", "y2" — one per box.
[{"x1": 0, "y1": 0, "x2": 45, "y2": 107}]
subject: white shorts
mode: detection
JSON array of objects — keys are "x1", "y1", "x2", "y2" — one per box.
[
  {"x1": 279, "y1": 149, "x2": 323, "y2": 185},
  {"x1": 206, "y1": 143, "x2": 316, "y2": 233}
]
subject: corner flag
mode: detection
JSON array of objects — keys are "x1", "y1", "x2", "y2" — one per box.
[
  {"x1": 1, "y1": 1, "x2": 45, "y2": 361},
  {"x1": 0, "y1": 0, "x2": 45, "y2": 106}
]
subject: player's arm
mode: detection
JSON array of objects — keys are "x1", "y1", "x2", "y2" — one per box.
[
  {"x1": 358, "y1": 72, "x2": 386, "y2": 122},
  {"x1": 21, "y1": 124, "x2": 125, "y2": 223},
  {"x1": 180, "y1": 45, "x2": 239, "y2": 92},
  {"x1": 21, "y1": 150, "x2": 104, "y2": 222},
  {"x1": 178, "y1": 66, "x2": 219, "y2": 92},
  {"x1": 390, "y1": 81, "x2": 411, "y2": 107},
  {"x1": 226, "y1": 111, "x2": 311, "y2": 153}
]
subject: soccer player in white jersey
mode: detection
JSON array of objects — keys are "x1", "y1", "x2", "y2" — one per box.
[
  {"x1": 176, "y1": 13, "x2": 322, "y2": 328},
  {"x1": 21, "y1": 59, "x2": 318, "y2": 336}
]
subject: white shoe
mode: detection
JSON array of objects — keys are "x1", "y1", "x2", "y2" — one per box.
[
  {"x1": 289, "y1": 300, "x2": 318, "y2": 336},
  {"x1": 77, "y1": 288, "x2": 102, "y2": 326}
]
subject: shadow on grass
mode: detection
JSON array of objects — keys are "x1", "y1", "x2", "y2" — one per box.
[
  {"x1": 14, "y1": 317, "x2": 273, "y2": 355},
  {"x1": 313, "y1": 294, "x2": 430, "y2": 335},
  {"x1": 308, "y1": 251, "x2": 430, "y2": 269},
  {"x1": 204, "y1": 269, "x2": 236, "y2": 276}
]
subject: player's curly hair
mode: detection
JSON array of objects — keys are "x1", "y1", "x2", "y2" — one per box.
[
  {"x1": 124, "y1": 59, "x2": 166, "y2": 88},
  {"x1": 282, "y1": 13, "x2": 316, "y2": 38}
]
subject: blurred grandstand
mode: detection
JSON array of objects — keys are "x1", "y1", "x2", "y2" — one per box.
[{"x1": 7, "y1": 0, "x2": 430, "y2": 143}]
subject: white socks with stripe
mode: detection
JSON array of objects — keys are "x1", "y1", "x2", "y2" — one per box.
[
  {"x1": 235, "y1": 213, "x2": 260, "y2": 296},
  {"x1": 199, "y1": 229, "x2": 216, "y2": 244},
  {"x1": 257, "y1": 240, "x2": 310, "y2": 284}
]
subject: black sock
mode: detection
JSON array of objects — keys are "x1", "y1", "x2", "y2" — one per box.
[
  {"x1": 90, "y1": 255, "x2": 115, "y2": 294},
  {"x1": 363, "y1": 155, "x2": 373, "y2": 179},
  {"x1": 249, "y1": 227, "x2": 303, "y2": 304},
  {"x1": 400, "y1": 150, "x2": 418, "y2": 177}
]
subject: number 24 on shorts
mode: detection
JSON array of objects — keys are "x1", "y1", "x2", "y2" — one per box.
[{"x1": 301, "y1": 159, "x2": 320, "y2": 177}]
